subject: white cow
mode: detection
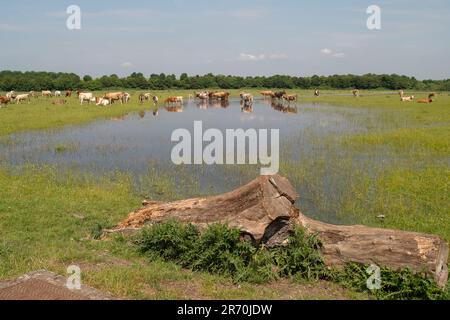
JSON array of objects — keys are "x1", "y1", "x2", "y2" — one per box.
[
  {"x1": 6, "y1": 91, "x2": 16, "y2": 99},
  {"x1": 122, "y1": 92, "x2": 131, "y2": 104},
  {"x1": 15, "y1": 94, "x2": 31, "y2": 104},
  {"x1": 96, "y1": 97, "x2": 110, "y2": 106},
  {"x1": 401, "y1": 95, "x2": 414, "y2": 102},
  {"x1": 42, "y1": 90, "x2": 52, "y2": 98},
  {"x1": 175, "y1": 96, "x2": 183, "y2": 104},
  {"x1": 54, "y1": 90, "x2": 62, "y2": 97},
  {"x1": 79, "y1": 92, "x2": 94, "y2": 105}
]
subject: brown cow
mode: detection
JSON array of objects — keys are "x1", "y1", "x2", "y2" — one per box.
[
  {"x1": 52, "y1": 99, "x2": 67, "y2": 105},
  {"x1": 164, "y1": 96, "x2": 182, "y2": 106},
  {"x1": 66, "y1": 90, "x2": 72, "y2": 97},
  {"x1": 417, "y1": 98, "x2": 433, "y2": 104},
  {"x1": 260, "y1": 90, "x2": 274, "y2": 98},
  {"x1": 273, "y1": 91, "x2": 286, "y2": 100},
  {"x1": 0, "y1": 96, "x2": 11, "y2": 107},
  {"x1": 211, "y1": 92, "x2": 230, "y2": 101},
  {"x1": 283, "y1": 94, "x2": 298, "y2": 103},
  {"x1": 104, "y1": 92, "x2": 125, "y2": 105}
]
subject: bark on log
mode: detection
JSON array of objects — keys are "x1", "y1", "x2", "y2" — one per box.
[
  {"x1": 112, "y1": 175, "x2": 299, "y2": 242},
  {"x1": 109, "y1": 174, "x2": 448, "y2": 287}
]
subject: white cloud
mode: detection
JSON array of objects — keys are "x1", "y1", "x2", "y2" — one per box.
[
  {"x1": 320, "y1": 48, "x2": 333, "y2": 55},
  {"x1": 237, "y1": 53, "x2": 288, "y2": 62},
  {"x1": 333, "y1": 52, "x2": 346, "y2": 58},
  {"x1": 320, "y1": 48, "x2": 346, "y2": 58},
  {"x1": 238, "y1": 53, "x2": 266, "y2": 61},
  {"x1": 121, "y1": 62, "x2": 133, "y2": 68}
]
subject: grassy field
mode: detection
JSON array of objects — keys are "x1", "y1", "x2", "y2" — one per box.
[{"x1": 0, "y1": 89, "x2": 449, "y2": 299}]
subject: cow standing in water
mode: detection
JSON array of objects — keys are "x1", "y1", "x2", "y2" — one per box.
[
  {"x1": 283, "y1": 94, "x2": 298, "y2": 103},
  {"x1": 152, "y1": 95, "x2": 159, "y2": 106},
  {"x1": 273, "y1": 91, "x2": 286, "y2": 100},
  {"x1": 260, "y1": 90, "x2": 274, "y2": 98}
]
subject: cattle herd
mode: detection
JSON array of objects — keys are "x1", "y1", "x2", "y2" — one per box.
[{"x1": 0, "y1": 88, "x2": 438, "y2": 108}]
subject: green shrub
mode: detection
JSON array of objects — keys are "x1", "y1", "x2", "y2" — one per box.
[
  {"x1": 188, "y1": 223, "x2": 255, "y2": 276},
  {"x1": 273, "y1": 228, "x2": 326, "y2": 280},
  {"x1": 328, "y1": 263, "x2": 450, "y2": 300},
  {"x1": 136, "y1": 220, "x2": 199, "y2": 265},
  {"x1": 135, "y1": 221, "x2": 449, "y2": 300}
]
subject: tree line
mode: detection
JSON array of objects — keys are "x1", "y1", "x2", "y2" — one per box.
[{"x1": 1, "y1": 70, "x2": 449, "y2": 92}]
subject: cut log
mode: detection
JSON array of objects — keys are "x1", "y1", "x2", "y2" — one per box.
[
  {"x1": 108, "y1": 174, "x2": 448, "y2": 287},
  {"x1": 296, "y1": 213, "x2": 449, "y2": 288}
]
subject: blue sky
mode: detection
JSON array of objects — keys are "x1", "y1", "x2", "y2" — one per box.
[{"x1": 1, "y1": 0, "x2": 449, "y2": 79}]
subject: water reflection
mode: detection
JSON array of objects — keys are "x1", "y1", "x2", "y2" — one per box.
[
  {"x1": 271, "y1": 101, "x2": 298, "y2": 114},
  {"x1": 196, "y1": 100, "x2": 229, "y2": 109},
  {"x1": 165, "y1": 105, "x2": 184, "y2": 113}
]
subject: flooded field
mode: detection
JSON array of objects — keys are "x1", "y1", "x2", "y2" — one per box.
[{"x1": 0, "y1": 98, "x2": 446, "y2": 226}]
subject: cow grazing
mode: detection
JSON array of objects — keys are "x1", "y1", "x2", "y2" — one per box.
[
  {"x1": 15, "y1": 94, "x2": 31, "y2": 104},
  {"x1": 139, "y1": 93, "x2": 152, "y2": 103},
  {"x1": 66, "y1": 90, "x2": 72, "y2": 97},
  {"x1": 52, "y1": 99, "x2": 67, "y2": 105},
  {"x1": 104, "y1": 92, "x2": 125, "y2": 105},
  {"x1": 6, "y1": 91, "x2": 16, "y2": 99},
  {"x1": 42, "y1": 90, "x2": 52, "y2": 98},
  {"x1": 29, "y1": 91, "x2": 37, "y2": 98},
  {"x1": 400, "y1": 95, "x2": 415, "y2": 102},
  {"x1": 417, "y1": 98, "x2": 433, "y2": 104},
  {"x1": 79, "y1": 92, "x2": 94, "y2": 105},
  {"x1": 164, "y1": 96, "x2": 182, "y2": 106},
  {"x1": 0, "y1": 96, "x2": 11, "y2": 107},
  {"x1": 54, "y1": 90, "x2": 62, "y2": 97}
]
